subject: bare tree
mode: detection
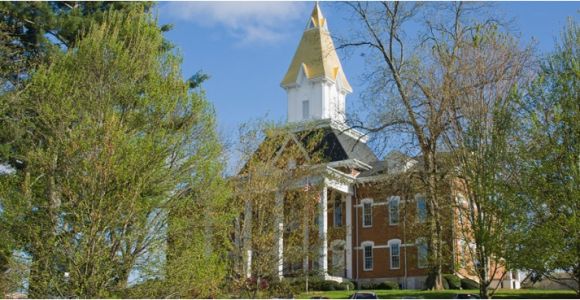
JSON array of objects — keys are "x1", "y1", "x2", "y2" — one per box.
[{"x1": 341, "y1": 2, "x2": 496, "y2": 289}]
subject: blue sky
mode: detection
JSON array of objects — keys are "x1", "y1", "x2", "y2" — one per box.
[{"x1": 156, "y1": 1, "x2": 578, "y2": 163}]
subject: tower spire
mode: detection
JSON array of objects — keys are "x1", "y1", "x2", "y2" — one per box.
[
  {"x1": 280, "y1": 2, "x2": 352, "y2": 124},
  {"x1": 281, "y1": 2, "x2": 351, "y2": 91},
  {"x1": 308, "y1": 2, "x2": 326, "y2": 29}
]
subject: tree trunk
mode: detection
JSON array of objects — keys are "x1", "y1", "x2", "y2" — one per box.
[
  {"x1": 478, "y1": 254, "x2": 490, "y2": 299},
  {"x1": 425, "y1": 151, "x2": 444, "y2": 290},
  {"x1": 573, "y1": 263, "x2": 580, "y2": 296}
]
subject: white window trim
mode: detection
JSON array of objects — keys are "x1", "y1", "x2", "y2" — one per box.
[
  {"x1": 388, "y1": 239, "x2": 401, "y2": 270},
  {"x1": 361, "y1": 241, "x2": 374, "y2": 271},
  {"x1": 354, "y1": 201, "x2": 387, "y2": 208},
  {"x1": 416, "y1": 237, "x2": 428, "y2": 269},
  {"x1": 361, "y1": 198, "x2": 373, "y2": 228},
  {"x1": 416, "y1": 194, "x2": 427, "y2": 224},
  {"x1": 388, "y1": 196, "x2": 400, "y2": 225}
]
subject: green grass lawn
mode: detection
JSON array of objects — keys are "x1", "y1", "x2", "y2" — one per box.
[{"x1": 296, "y1": 289, "x2": 578, "y2": 299}]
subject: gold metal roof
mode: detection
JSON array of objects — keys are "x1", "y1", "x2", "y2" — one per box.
[{"x1": 281, "y1": 3, "x2": 352, "y2": 92}]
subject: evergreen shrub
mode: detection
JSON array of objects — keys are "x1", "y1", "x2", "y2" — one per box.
[{"x1": 443, "y1": 274, "x2": 462, "y2": 289}]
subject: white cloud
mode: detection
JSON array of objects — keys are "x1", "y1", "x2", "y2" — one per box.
[{"x1": 161, "y1": 2, "x2": 309, "y2": 45}]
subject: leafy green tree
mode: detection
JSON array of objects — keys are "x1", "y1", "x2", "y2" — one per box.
[
  {"x1": 442, "y1": 22, "x2": 532, "y2": 298},
  {"x1": 0, "y1": 9, "x2": 229, "y2": 298},
  {"x1": 512, "y1": 19, "x2": 579, "y2": 295},
  {"x1": 0, "y1": 228, "x2": 12, "y2": 296},
  {"x1": 0, "y1": 2, "x2": 156, "y2": 89},
  {"x1": 230, "y1": 120, "x2": 334, "y2": 298}
]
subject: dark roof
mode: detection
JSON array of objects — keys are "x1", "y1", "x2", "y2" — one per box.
[
  {"x1": 357, "y1": 151, "x2": 456, "y2": 178},
  {"x1": 295, "y1": 126, "x2": 378, "y2": 164},
  {"x1": 238, "y1": 124, "x2": 378, "y2": 175},
  {"x1": 359, "y1": 160, "x2": 390, "y2": 177}
]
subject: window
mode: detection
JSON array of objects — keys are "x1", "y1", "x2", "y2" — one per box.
[
  {"x1": 363, "y1": 244, "x2": 373, "y2": 271},
  {"x1": 334, "y1": 195, "x2": 342, "y2": 227},
  {"x1": 389, "y1": 240, "x2": 400, "y2": 269},
  {"x1": 417, "y1": 196, "x2": 427, "y2": 223},
  {"x1": 287, "y1": 159, "x2": 297, "y2": 170},
  {"x1": 362, "y1": 201, "x2": 372, "y2": 227},
  {"x1": 417, "y1": 239, "x2": 428, "y2": 268},
  {"x1": 459, "y1": 240, "x2": 468, "y2": 268},
  {"x1": 302, "y1": 100, "x2": 310, "y2": 120},
  {"x1": 389, "y1": 196, "x2": 400, "y2": 225}
]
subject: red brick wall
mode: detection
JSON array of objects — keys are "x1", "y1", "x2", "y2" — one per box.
[{"x1": 350, "y1": 182, "x2": 431, "y2": 279}]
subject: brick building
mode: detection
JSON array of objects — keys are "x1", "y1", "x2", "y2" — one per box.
[{"x1": 238, "y1": 3, "x2": 522, "y2": 290}]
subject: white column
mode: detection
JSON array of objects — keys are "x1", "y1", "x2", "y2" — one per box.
[
  {"x1": 275, "y1": 191, "x2": 284, "y2": 279},
  {"x1": 319, "y1": 186, "x2": 328, "y2": 275},
  {"x1": 345, "y1": 193, "x2": 353, "y2": 279},
  {"x1": 243, "y1": 199, "x2": 253, "y2": 278},
  {"x1": 246, "y1": 249, "x2": 252, "y2": 278}
]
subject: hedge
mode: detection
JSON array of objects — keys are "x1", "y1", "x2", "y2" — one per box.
[
  {"x1": 461, "y1": 278, "x2": 480, "y2": 289},
  {"x1": 377, "y1": 280, "x2": 400, "y2": 290},
  {"x1": 295, "y1": 279, "x2": 355, "y2": 291},
  {"x1": 425, "y1": 273, "x2": 463, "y2": 290},
  {"x1": 339, "y1": 281, "x2": 355, "y2": 291},
  {"x1": 443, "y1": 274, "x2": 462, "y2": 289},
  {"x1": 358, "y1": 280, "x2": 399, "y2": 290}
]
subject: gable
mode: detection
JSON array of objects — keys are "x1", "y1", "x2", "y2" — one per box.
[{"x1": 238, "y1": 125, "x2": 378, "y2": 176}]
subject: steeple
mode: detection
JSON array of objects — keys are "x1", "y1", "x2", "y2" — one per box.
[
  {"x1": 281, "y1": 2, "x2": 352, "y2": 124},
  {"x1": 307, "y1": 2, "x2": 327, "y2": 30}
]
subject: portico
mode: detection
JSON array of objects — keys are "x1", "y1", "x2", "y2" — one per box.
[{"x1": 243, "y1": 1, "x2": 377, "y2": 284}]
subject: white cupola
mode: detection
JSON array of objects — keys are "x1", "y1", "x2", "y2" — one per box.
[{"x1": 280, "y1": 3, "x2": 352, "y2": 124}]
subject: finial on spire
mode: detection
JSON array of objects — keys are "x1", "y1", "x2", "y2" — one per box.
[{"x1": 307, "y1": 1, "x2": 327, "y2": 30}]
